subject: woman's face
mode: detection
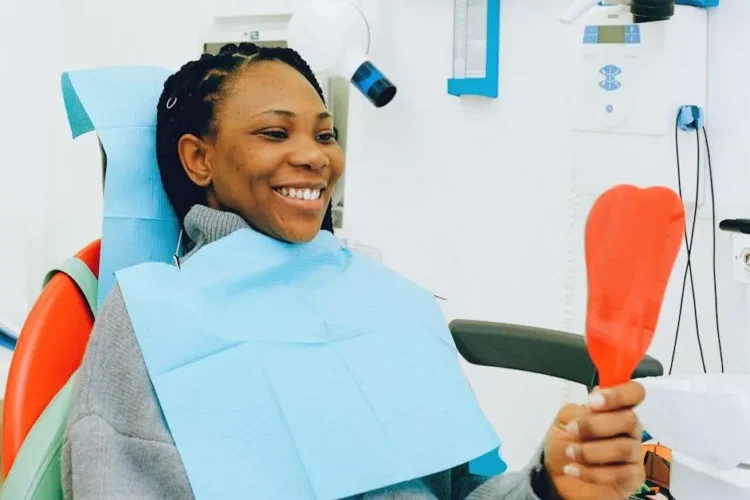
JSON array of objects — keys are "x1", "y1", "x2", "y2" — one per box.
[{"x1": 179, "y1": 60, "x2": 345, "y2": 243}]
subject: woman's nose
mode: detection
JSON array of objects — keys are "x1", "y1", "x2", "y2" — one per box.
[{"x1": 290, "y1": 143, "x2": 328, "y2": 171}]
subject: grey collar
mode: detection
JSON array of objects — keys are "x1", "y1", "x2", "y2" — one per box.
[{"x1": 182, "y1": 205, "x2": 250, "y2": 258}]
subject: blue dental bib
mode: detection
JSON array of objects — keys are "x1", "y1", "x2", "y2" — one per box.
[{"x1": 117, "y1": 226, "x2": 499, "y2": 499}]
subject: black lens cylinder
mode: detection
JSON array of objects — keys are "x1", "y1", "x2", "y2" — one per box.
[
  {"x1": 351, "y1": 61, "x2": 397, "y2": 108},
  {"x1": 631, "y1": 0, "x2": 675, "y2": 23}
]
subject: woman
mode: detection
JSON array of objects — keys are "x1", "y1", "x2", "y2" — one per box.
[{"x1": 62, "y1": 43, "x2": 646, "y2": 500}]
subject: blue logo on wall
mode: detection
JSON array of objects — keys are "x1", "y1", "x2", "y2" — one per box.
[{"x1": 599, "y1": 65, "x2": 622, "y2": 91}]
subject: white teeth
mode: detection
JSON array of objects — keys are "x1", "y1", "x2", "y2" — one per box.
[{"x1": 276, "y1": 187, "x2": 323, "y2": 201}]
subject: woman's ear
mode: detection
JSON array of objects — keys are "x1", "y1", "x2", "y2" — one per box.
[{"x1": 177, "y1": 134, "x2": 213, "y2": 187}]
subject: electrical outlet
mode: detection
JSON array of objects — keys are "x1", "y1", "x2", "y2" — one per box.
[{"x1": 730, "y1": 233, "x2": 750, "y2": 285}]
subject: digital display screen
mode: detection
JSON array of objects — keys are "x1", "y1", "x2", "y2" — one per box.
[{"x1": 597, "y1": 25, "x2": 626, "y2": 44}]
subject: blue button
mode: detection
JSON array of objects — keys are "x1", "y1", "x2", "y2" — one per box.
[
  {"x1": 600, "y1": 65, "x2": 622, "y2": 76},
  {"x1": 585, "y1": 25, "x2": 598, "y2": 35},
  {"x1": 599, "y1": 65, "x2": 622, "y2": 91},
  {"x1": 584, "y1": 35, "x2": 598, "y2": 44},
  {"x1": 606, "y1": 104, "x2": 614, "y2": 113},
  {"x1": 625, "y1": 34, "x2": 641, "y2": 44},
  {"x1": 599, "y1": 81, "x2": 621, "y2": 91},
  {"x1": 626, "y1": 25, "x2": 639, "y2": 34}
]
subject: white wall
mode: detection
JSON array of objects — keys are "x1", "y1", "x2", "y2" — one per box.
[
  {"x1": 2, "y1": 0, "x2": 750, "y2": 471},
  {"x1": 0, "y1": 2, "x2": 61, "y2": 334}
]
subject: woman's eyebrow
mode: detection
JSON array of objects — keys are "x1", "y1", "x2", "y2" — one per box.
[{"x1": 249, "y1": 110, "x2": 333, "y2": 121}]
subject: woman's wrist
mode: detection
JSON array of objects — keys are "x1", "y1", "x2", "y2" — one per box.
[{"x1": 531, "y1": 459, "x2": 562, "y2": 500}]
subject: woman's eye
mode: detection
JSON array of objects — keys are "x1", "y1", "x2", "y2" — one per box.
[
  {"x1": 318, "y1": 133, "x2": 336, "y2": 143},
  {"x1": 260, "y1": 130, "x2": 288, "y2": 140}
]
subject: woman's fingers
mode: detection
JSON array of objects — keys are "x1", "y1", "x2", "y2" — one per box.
[
  {"x1": 555, "y1": 403, "x2": 590, "y2": 428},
  {"x1": 567, "y1": 409, "x2": 641, "y2": 441},
  {"x1": 588, "y1": 381, "x2": 646, "y2": 412},
  {"x1": 546, "y1": 383, "x2": 647, "y2": 499},
  {"x1": 566, "y1": 437, "x2": 641, "y2": 466},
  {"x1": 563, "y1": 462, "x2": 646, "y2": 494}
]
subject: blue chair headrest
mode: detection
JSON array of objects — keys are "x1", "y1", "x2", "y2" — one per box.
[{"x1": 61, "y1": 66, "x2": 179, "y2": 306}]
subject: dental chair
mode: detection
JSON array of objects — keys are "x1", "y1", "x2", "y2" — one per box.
[
  {"x1": 0, "y1": 68, "x2": 664, "y2": 500},
  {"x1": 0, "y1": 252, "x2": 663, "y2": 500},
  {"x1": 1, "y1": 240, "x2": 100, "y2": 498},
  {"x1": 3, "y1": 240, "x2": 100, "y2": 472}
]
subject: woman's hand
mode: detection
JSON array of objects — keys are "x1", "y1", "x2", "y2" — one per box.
[{"x1": 542, "y1": 381, "x2": 646, "y2": 500}]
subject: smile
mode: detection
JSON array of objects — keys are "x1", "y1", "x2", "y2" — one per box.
[
  {"x1": 274, "y1": 187, "x2": 323, "y2": 201},
  {"x1": 272, "y1": 186, "x2": 327, "y2": 211}
]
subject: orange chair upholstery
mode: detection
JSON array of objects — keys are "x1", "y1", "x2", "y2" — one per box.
[{"x1": 2, "y1": 239, "x2": 101, "y2": 477}]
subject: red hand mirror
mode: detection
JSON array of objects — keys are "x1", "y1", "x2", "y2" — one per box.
[{"x1": 585, "y1": 185, "x2": 685, "y2": 388}]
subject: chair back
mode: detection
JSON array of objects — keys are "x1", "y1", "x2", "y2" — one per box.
[{"x1": 2, "y1": 240, "x2": 100, "y2": 476}]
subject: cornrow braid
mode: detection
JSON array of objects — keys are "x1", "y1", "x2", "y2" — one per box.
[{"x1": 155, "y1": 42, "x2": 334, "y2": 231}]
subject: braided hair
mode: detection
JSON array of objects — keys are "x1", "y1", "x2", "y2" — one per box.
[{"x1": 155, "y1": 42, "x2": 334, "y2": 231}]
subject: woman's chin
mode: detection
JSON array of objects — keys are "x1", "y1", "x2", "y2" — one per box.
[{"x1": 273, "y1": 223, "x2": 322, "y2": 244}]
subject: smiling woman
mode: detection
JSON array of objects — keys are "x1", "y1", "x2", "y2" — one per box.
[
  {"x1": 60, "y1": 42, "x2": 647, "y2": 500},
  {"x1": 155, "y1": 44, "x2": 343, "y2": 243}
]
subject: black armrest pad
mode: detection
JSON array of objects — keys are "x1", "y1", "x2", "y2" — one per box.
[{"x1": 449, "y1": 320, "x2": 663, "y2": 388}]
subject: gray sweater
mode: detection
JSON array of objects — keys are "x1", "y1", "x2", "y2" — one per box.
[{"x1": 61, "y1": 205, "x2": 547, "y2": 500}]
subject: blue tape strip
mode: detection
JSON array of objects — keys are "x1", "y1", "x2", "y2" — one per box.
[
  {"x1": 352, "y1": 62, "x2": 383, "y2": 95},
  {"x1": 676, "y1": 0, "x2": 719, "y2": 7}
]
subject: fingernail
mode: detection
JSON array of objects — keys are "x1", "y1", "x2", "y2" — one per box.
[
  {"x1": 566, "y1": 420, "x2": 579, "y2": 437},
  {"x1": 566, "y1": 445, "x2": 577, "y2": 460},
  {"x1": 588, "y1": 391, "x2": 606, "y2": 409},
  {"x1": 564, "y1": 464, "x2": 580, "y2": 477}
]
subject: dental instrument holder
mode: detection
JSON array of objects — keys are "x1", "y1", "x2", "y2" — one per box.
[
  {"x1": 450, "y1": 320, "x2": 663, "y2": 392},
  {"x1": 287, "y1": 0, "x2": 397, "y2": 108}
]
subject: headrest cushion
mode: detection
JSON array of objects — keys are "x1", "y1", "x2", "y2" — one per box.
[{"x1": 62, "y1": 66, "x2": 179, "y2": 306}]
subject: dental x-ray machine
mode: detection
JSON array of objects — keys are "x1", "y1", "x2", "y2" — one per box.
[{"x1": 288, "y1": 0, "x2": 397, "y2": 108}]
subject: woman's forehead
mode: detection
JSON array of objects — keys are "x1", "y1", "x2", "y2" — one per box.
[{"x1": 221, "y1": 61, "x2": 326, "y2": 117}]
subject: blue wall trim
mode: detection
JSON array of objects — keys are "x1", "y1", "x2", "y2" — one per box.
[{"x1": 448, "y1": 0, "x2": 501, "y2": 98}]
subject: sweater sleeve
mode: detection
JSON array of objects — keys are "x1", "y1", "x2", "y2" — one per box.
[
  {"x1": 61, "y1": 284, "x2": 194, "y2": 500},
  {"x1": 461, "y1": 447, "x2": 546, "y2": 500}
]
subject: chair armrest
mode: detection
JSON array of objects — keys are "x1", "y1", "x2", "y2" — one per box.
[
  {"x1": 0, "y1": 373, "x2": 76, "y2": 499},
  {"x1": 449, "y1": 320, "x2": 663, "y2": 390}
]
